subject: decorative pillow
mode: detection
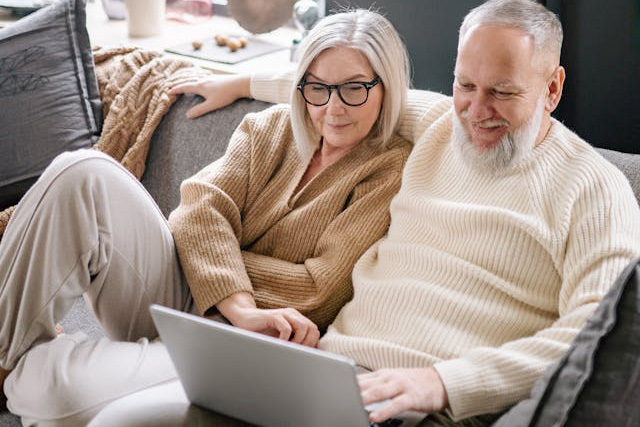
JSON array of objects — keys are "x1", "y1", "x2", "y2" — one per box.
[
  {"x1": 0, "y1": 0, "x2": 102, "y2": 209},
  {"x1": 493, "y1": 257, "x2": 640, "y2": 427}
]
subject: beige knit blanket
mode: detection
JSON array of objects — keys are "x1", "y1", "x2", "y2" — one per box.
[{"x1": 0, "y1": 47, "x2": 209, "y2": 237}]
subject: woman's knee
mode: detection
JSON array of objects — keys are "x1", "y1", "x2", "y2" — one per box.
[
  {"x1": 45, "y1": 150, "x2": 128, "y2": 188},
  {"x1": 28, "y1": 149, "x2": 137, "y2": 212}
]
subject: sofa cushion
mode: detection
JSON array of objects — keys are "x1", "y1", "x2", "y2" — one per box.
[
  {"x1": 0, "y1": 0, "x2": 101, "y2": 210},
  {"x1": 493, "y1": 257, "x2": 640, "y2": 427},
  {"x1": 596, "y1": 147, "x2": 640, "y2": 204}
]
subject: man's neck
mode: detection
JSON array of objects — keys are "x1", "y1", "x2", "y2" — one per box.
[{"x1": 535, "y1": 116, "x2": 553, "y2": 147}]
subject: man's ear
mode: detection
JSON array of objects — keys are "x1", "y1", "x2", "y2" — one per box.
[{"x1": 545, "y1": 65, "x2": 565, "y2": 113}]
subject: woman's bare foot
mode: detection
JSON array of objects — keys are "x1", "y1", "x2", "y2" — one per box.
[
  {"x1": 1, "y1": 367, "x2": 11, "y2": 410},
  {"x1": 55, "y1": 323, "x2": 64, "y2": 334}
]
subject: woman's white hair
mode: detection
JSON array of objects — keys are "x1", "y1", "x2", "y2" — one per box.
[
  {"x1": 290, "y1": 9, "x2": 410, "y2": 160},
  {"x1": 459, "y1": 0, "x2": 563, "y2": 62}
]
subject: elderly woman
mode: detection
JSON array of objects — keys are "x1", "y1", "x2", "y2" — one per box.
[
  {"x1": 167, "y1": 9, "x2": 411, "y2": 342},
  {"x1": 0, "y1": 9, "x2": 411, "y2": 427}
]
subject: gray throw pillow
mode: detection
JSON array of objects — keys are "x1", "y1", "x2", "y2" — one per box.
[
  {"x1": 493, "y1": 257, "x2": 640, "y2": 427},
  {"x1": 0, "y1": 0, "x2": 101, "y2": 210}
]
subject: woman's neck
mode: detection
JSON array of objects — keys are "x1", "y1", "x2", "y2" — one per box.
[{"x1": 315, "y1": 139, "x2": 356, "y2": 168}]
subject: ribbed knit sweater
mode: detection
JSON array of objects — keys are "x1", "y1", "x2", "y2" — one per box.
[
  {"x1": 251, "y1": 74, "x2": 640, "y2": 419},
  {"x1": 168, "y1": 105, "x2": 411, "y2": 332}
]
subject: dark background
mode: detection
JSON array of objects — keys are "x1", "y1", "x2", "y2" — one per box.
[{"x1": 327, "y1": 0, "x2": 640, "y2": 154}]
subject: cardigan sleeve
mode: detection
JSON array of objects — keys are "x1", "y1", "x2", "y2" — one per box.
[
  {"x1": 250, "y1": 72, "x2": 453, "y2": 145},
  {"x1": 168, "y1": 114, "x2": 257, "y2": 315},
  {"x1": 241, "y1": 152, "x2": 408, "y2": 331},
  {"x1": 433, "y1": 166, "x2": 640, "y2": 420}
]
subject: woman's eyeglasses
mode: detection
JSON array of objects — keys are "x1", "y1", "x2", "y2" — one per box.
[{"x1": 297, "y1": 76, "x2": 381, "y2": 107}]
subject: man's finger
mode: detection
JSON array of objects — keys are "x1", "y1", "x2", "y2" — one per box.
[
  {"x1": 361, "y1": 379, "x2": 402, "y2": 405},
  {"x1": 358, "y1": 371, "x2": 388, "y2": 389},
  {"x1": 369, "y1": 394, "x2": 413, "y2": 424}
]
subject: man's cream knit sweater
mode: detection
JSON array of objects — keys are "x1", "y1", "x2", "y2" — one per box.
[
  {"x1": 168, "y1": 105, "x2": 411, "y2": 332},
  {"x1": 251, "y1": 76, "x2": 640, "y2": 419}
]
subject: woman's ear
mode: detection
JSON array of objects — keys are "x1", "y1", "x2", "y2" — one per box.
[{"x1": 545, "y1": 65, "x2": 566, "y2": 113}]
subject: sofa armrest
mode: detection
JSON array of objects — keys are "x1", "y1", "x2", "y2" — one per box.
[
  {"x1": 142, "y1": 96, "x2": 273, "y2": 217},
  {"x1": 596, "y1": 147, "x2": 640, "y2": 205}
]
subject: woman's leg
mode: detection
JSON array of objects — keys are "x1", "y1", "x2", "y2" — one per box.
[
  {"x1": 7, "y1": 333, "x2": 178, "y2": 426},
  {"x1": 0, "y1": 150, "x2": 192, "y2": 424},
  {"x1": 88, "y1": 379, "x2": 254, "y2": 427}
]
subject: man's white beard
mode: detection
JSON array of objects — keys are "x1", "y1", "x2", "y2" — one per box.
[{"x1": 452, "y1": 98, "x2": 544, "y2": 175}]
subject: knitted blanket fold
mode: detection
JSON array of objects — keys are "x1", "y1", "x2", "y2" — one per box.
[{"x1": 0, "y1": 47, "x2": 209, "y2": 237}]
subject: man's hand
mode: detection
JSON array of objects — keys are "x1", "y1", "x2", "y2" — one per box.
[
  {"x1": 214, "y1": 292, "x2": 320, "y2": 348},
  {"x1": 168, "y1": 74, "x2": 251, "y2": 119},
  {"x1": 358, "y1": 367, "x2": 448, "y2": 423}
]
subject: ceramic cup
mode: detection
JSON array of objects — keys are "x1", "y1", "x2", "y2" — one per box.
[{"x1": 125, "y1": 0, "x2": 166, "y2": 37}]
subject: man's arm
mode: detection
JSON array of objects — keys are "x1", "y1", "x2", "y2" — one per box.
[{"x1": 356, "y1": 164, "x2": 640, "y2": 422}]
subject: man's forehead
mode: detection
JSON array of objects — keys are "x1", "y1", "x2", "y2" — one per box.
[
  {"x1": 459, "y1": 23, "x2": 534, "y2": 50},
  {"x1": 455, "y1": 24, "x2": 539, "y2": 84}
]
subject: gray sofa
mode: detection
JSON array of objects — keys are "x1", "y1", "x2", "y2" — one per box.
[{"x1": 1, "y1": 94, "x2": 639, "y2": 426}]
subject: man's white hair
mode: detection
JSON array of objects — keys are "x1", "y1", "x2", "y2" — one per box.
[
  {"x1": 459, "y1": 0, "x2": 563, "y2": 63},
  {"x1": 290, "y1": 9, "x2": 410, "y2": 160}
]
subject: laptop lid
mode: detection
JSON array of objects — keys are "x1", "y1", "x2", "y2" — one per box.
[{"x1": 150, "y1": 304, "x2": 372, "y2": 427}]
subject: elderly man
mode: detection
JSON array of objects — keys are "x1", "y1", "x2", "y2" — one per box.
[{"x1": 167, "y1": 0, "x2": 640, "y2": 424}]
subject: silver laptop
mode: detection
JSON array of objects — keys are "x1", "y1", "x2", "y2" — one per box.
[{"x1": 150, "y1": 304, "x2": 426, "y2": 427}]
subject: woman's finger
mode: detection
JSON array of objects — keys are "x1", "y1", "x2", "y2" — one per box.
[
  {"x1": 185, "y1": 100, "x2": 216, "y2": 119},
  {"x1": 280, "y1": 310, "x2": 309, "y2": 344},
  {"x1": 168, "y1": 82, "x2": 200, "y2": 95},
  {"x1": 270, "y1": 314, "x2": 293, "y2": 341},
  {"x1": 302, "y1": 325, "x2": 320, "y2": 347}
]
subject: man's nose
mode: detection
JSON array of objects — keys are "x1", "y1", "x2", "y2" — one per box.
[{"x1": 468, "y1": 91, "x2": 494, "y2": 121}]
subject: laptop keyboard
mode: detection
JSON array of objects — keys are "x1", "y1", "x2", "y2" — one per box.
[{"x1": 369, "y1": 418, "x2": 404, "y2": 427}]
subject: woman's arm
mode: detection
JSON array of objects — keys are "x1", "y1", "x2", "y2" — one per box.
[
  {"x1": 169, "y1": 71, "x2": 453, "y2": 145},
  {"x1": 242, "y1": 145, "x2": 409, "y2": 332},
  {"x1": 168, "y1": 114, "x2": 256, "y2": 313},
  {"x1": 169, "y1": 107, "x2": 321, "y2": 346}
]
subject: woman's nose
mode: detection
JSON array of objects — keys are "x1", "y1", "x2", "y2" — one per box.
[{"x1": 325, "y1": 89, "x2": 346, "y2": 113}]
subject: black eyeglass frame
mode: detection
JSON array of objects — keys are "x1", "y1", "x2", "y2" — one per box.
[{"x1": 296, "y1": 76, "x2": 382, "y2": 107}]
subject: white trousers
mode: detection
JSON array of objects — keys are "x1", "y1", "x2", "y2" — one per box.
[{"x1": 0, "y1": 150, "x2": 194, "y2": 426}]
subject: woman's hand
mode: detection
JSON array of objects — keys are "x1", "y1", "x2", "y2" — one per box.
[
  {"x1": 214, "y1": 292, "x2": 320, "y2": 347},
  {"x1": 230, "y1": 306, "x2": 320, "y2": 348},
  {"x1": 168, "y1": 74, "x2": 251, "y2": 119},
  {"x1": 358, "y1": 367, "x2": 448, "y2": 423}
]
